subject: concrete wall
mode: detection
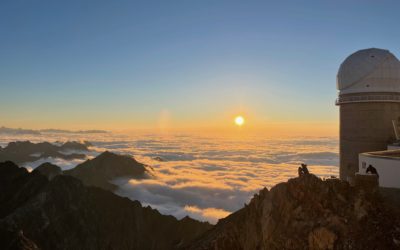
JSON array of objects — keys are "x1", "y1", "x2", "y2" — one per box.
[
  {"x1": 359, "y1": 154, "x2": 400, "y2": 188},
  {"x1": 339, "y1": 100, "x2": 400, "y2": 180}
]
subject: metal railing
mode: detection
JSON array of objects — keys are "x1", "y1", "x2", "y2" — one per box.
[{"x1": 336, "y1": 94, "x2": 400, "y2": 105}]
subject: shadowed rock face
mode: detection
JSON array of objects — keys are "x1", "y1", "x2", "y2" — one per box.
[
  {"x1": 0, "y1": 141, "x2": 88, "y2": 164},
  {"x1": 32, "y1": 163, "x2": 62, "y2": 180},
  {"x1": 64, "y1": 151, "x2": 149, "y2": 191},
  {"x1": 0, "y1": 161, "x2": 212, "y2": 250},
  {"x1": 185, "y1": 174, "x2": 400, "y2": 250},
  {"x1": 3, "y1": 159, "x2": 400, "y2": 250},
  {"x1": 0, "y1": 228, "x2": 39, "y2": 250},
  {"x1": 0, "y1": 162, "x2": 49, "y2": 219},
  {"x1": 59, "y1": 141, "x2": 89, "y2": 151}
]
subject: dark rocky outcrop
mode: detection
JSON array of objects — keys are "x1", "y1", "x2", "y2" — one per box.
[
  {"x1": 0, "y1": 228, "x2": 39, "y2": 250},
  {"x1": 64, "y1": 151, "x2": 149, "y2": 191},
  {"x1": 59, "y1": 141, "x2": 89, "y2": 151},
  {"x1": 186, "y1": 174, "x2": 400, "y2": 250},
  {"x1": 32, "y1": 163, "x2": 62, "y2": 180},
  {"x1": 0, "y1": 141, "x2": 89, "y2": 164},
  {"x1": 3, "y1": 158, "x2": 400, "y2": 250},
  {"x1": 154, "y1": 156, "x2": 166, "y2": 162},
  {"x1": 0, "y1": 161, "x2": 49, "y2": 219},
  {"x1": 0, "y1": 161, "x2": 212, "y2": 250}
]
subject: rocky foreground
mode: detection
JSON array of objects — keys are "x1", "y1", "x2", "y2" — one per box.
[
  {"x1": 185, "y1": 174, "x2": 400, "y2": 250},
  {"x1": 0, "y1": 161, "x2": 211, "y2": 250},
  {"x1": 1, "y1": 158, "x2": 400, "y2": 250}
]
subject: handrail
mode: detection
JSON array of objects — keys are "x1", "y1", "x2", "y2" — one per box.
[{"x1": 336, "y1": 94, "x2": 400, "y2": 105}]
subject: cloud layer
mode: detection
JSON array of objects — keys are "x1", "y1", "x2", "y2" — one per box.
[
  {"x1": 107, "y1": 135, "x2": 339, "y2": 223},
  {"x1": 1, "y1": 132, "x2": 339, "y2": 224}
]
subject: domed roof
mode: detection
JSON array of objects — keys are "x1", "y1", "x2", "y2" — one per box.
[{"x1": 337, "y1": 48, "x2": 400, "y2": 94}]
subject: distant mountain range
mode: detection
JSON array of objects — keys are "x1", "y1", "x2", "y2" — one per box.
[
  {"x1": 0, "y1": 141, "x2": 149, "y2": 191},
  {"x1": 0, "y1": 126, "x2": 108, "y2": 135},
  {"x1": 0, "y1": 141, "x2": 89, "y2": 164}
]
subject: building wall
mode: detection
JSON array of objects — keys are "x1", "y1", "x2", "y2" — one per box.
[
  {"x1": 359, "y1": 154, "x2": 400, "y2": 188},
  {"x1": 387, "y1": 145, "x2": 400, "y2": 150},
  {"x1": 340, "y1": 101, "x2": 400, "y2": 180}
]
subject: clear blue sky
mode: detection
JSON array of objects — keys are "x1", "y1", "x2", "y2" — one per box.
[{"x1": 1, "y1": 0, "x2": 400, "y2": 132}]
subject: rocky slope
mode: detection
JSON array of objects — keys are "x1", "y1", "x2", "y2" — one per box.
[
  {"x1": 2, "y1": 157, "x2": 400, "y2": 250},
  {"x1": 186, "y1": 174, "x2": 400, "y2": 250},
  {"x1": 0, "y1": 141, "x2": 88, "y2": 164},
  {"x1": 0, "y1": 161, "x2": 212, "y2": 250},
  {"x1": 32, "y1": 163, "x2": 62, "y2": 180},
  {"x1": 64, "y1": 151, "x2": 149, "y2": 191}
]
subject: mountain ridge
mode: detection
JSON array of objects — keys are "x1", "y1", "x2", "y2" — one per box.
[
  {"x1": 185, "y1": 174, "x2": 400, "y2": 250},
  {"x1": 0, "y1": 141, "x2": 89, "y2": 164},
  {"x1": 64, "y1": 151, "x2": 149, "y2": 191},
  {"x1": 0, "y1": 161, "x2": 212, "y2": 250}
]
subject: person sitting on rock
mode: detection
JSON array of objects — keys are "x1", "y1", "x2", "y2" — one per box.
[
  {"x1": 298, "y1": 166, "x2": 303, "y2": 177},
  {"x1": 301, "y1": 163, "x2": 310, "y2": 175},
  {"x1": 298, "y1": 163, "x2": 310, "y2": 177},
  {"x1": 366, "y1": 165, "x2": 379, "y2": 178}
]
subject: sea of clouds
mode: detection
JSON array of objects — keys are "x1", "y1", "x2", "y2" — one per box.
[{"x1": 0, "y1": 132, "x2": 338, "y2": 224}]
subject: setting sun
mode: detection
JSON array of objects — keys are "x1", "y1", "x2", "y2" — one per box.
[{"x1": 234, "y1": 116, "x2": 245, "y2": 126}]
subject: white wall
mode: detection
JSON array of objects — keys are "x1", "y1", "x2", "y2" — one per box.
[
  {"x1": 387, "y1": 145, "x2": 400, "y2": 150},
  {"x1": 359, "y1": 154, "x2": 400, "y2": 188}
]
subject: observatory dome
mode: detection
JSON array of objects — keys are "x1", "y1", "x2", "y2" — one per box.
[{"x1": 337, "y1": 48, "x2": 400, "y2": 94}]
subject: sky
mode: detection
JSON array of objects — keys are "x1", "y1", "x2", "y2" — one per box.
[{"x1": 1, "y1": 0, "x2": 400, "y2": 134}]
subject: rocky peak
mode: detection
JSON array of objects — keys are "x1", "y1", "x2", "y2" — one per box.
[
  {"x1": 64, "y1": 151, "x2": 148, "y2": 191},
  {"x1": 186, "y1": 174, "x2": 400, "y2": 250},
  {"x1": 32, "y1": 162, "x2": 62, "y2": 180},
  {"x1": 59, "y1": 141, "x2": 89, "y2": 151},
  {"x1": 0, "y1": 161, "x2": 48, "y2": 219},
  {"x1": 0, "y1": 161, "x2": 212, "y2": 250}
]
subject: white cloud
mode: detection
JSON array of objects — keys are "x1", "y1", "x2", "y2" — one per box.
[
  {"x1": 22, "y1": 157, "x2": 87, "y2": 171},
  {"x1": 184, "y1": 205, "x2": 231, "y2": 224},
  {"x1": 2, "y1": 132, "x2": 339, "y2": 224}
]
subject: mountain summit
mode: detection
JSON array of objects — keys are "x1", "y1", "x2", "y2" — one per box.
[{"x1": 64, "y1": 151, "x2": 149, "y2": 190}]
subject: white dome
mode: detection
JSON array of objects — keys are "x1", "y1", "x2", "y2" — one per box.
[{"x1": 337, "y1": 48, "x2": 400, "y2": 94}]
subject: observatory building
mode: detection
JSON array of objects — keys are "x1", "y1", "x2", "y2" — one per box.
[{"x1": 336, "y1": 48, "x2": 400, "y2": 184}]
